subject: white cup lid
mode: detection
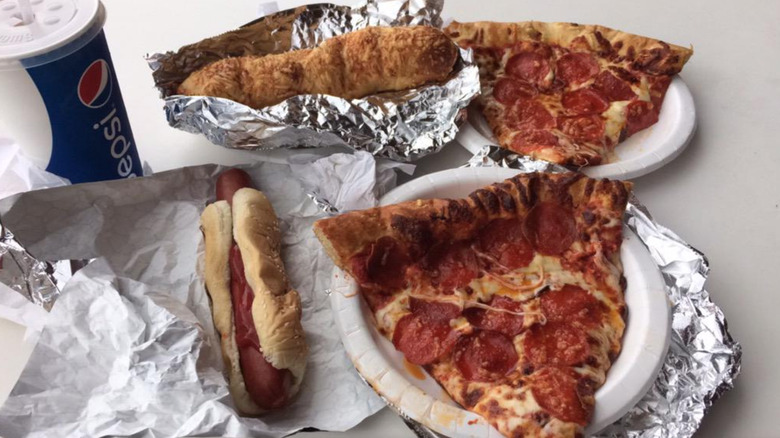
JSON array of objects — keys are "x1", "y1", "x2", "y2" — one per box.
[{"x1": 0, "y1": 0, "x2": 100, "y2": 64}]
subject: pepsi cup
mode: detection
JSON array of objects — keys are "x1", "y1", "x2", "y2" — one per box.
[{"x1": 0, "y1": 0, "x2": 142, "y2": 184}]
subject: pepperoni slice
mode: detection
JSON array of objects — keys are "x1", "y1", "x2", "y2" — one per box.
[
  {"x1": 511, "y1": 99, "x2": 555, "y2": 130},
  {"x1": 524, "y1": 321, "x2": 589, "y2": 367},
  {"x1": 625, "y1": 100, "x2": 659, "y2": 137},
  {"x1": 424, "y1": 241, "x2": 479, "y2": 292},
  {"x1": 454, "y1": 331, "x2": 518, "y2": 381},
  {"x1": 506, "y1": 52, "x2": 551, "y2": 86},
  {"x1": 556, "y1": 52, "x2": 600, "y2": 86},
  {"x1": 510, "y1": 130, "x2": 559, "y2": 154},
  {"x1": 557, "y1": 115, "x2": 605, "y2": 142},
  {"x1": 493, "y1": 77, "x2": 537, "y2": 105},
  {"x1": 392, "y1": 313, "x2": 458, "y2": 365},
  {"x1": 531, "y1": 367, "x2": 590, "y2": 425},
  {"x1": 561, "y1": 88, "x2": 609, "y2": 116},
  {"x1": 350, "y1": 237, "x2": 410, "y2": 289},
  {"x1": 409, "y1": 297, "x2": 461, "y2": 322},
  {"x1": 464, "y1": 295, "x2": 525, "y2": 337},
  {"x1": 523, "y1": 202, "x2": 577, "y2": 256},
  {"x1": 541, "y1": 284, "x2": 605, "y2": 327},
  {"x1": 359, "y1": 286, "x2": 395, "y2": 312},
  {"x1": 592, "y1": 71, "x2": 635, "y2": 102},
  {"x1": 478, "y1": 218, "x2": 534, "y2": 269}
]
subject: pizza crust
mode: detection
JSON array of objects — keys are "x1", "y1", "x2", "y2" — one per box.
[
  {"x1": 315, "y1": 173, "x2": 631, "y2": 276},
  {"x1": 445, "y1": 21, "x2": 693, "y2": 75}
]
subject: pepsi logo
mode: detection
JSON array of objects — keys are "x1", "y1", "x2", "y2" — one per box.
[{"x1": 78, "y1": 59, "x2": 113, "y2": 109}]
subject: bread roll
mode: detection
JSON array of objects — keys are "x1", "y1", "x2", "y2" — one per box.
[{"x1": 178, "y1": 26, "x2": 458, "y2": 108}]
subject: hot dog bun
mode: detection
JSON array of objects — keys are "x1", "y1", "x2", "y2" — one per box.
[
  {"x1": 177, "y1": 26, "x2": 458, "y2": 109},
  {"x1": 232, "y1": 188, "x2": 307, "y2": 391},
  {"x1": 201, "y1": 188, "x2": 307, "y2": 415}
]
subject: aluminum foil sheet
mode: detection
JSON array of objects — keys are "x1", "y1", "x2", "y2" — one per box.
[
  {"x1": 462, "y1": 145, "x2": 742, "y2": 438},
  {"x1": 146, "y1": 0, "x2": 480, "y2": 162},
  {"x1": 0, "y1": 217, "x2": 60, "y2": 311}
]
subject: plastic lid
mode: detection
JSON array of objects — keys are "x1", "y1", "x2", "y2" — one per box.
[{"x1": 0, "y1": 0, "x2": 100, "y2": 66}]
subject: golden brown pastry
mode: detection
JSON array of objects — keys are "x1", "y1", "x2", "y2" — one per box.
[{"x1": 178, "y1": 26, "x2": 458, "y2": 108}]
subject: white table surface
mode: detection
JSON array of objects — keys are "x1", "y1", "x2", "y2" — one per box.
[{"x1": 2, "y1": 0, "x2": 778, "y2": 436}]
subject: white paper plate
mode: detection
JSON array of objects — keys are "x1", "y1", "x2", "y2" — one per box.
[
  {"x1": 455, "y1": 77, "x2": 696, "y2": 180},
  {"x1": 330, "y1": 167, "x2": 670, "y2": 436}
]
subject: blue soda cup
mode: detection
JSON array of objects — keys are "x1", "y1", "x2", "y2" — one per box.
[{"x1": 0, "y1": 0, "x2": 142, "y2": 183}]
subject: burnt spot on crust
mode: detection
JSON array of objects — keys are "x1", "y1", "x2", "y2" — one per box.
[
  {"x1": 510, "y1": 177, "x2": 531, "y2": 208},
  {"x1": 522, "y1": 364, "x2": 535, "y2": 375},
  {"x1": 632, "y1": 44, "x2": 681, "y2": 75},
  {"x1": 593, "y1": 31, "x2": 613, "y2": 56},
  {"x1": 545, "y1": 172, "x2": 583, "y2": 207},
  {"x1": 491, "y1": 183, "x2": 517, "y2": 212},
  {"x1": 609, "y1": 66, "x2": 640, "y2": 85},
  {"x1": 526, "y1": 176, "x2": 540, "y2": 207},
  {"x1": 470, "y1": 188, "x2": 501, "y2": 215},
  {"x1": 462, "y1": 388, "x2": 484, "y2": 407},
  {"x1": 585, "y1": 355, "x2": 599, "y2": 367},
  {"x1": 626, "y1": 45, "x2": 637, "y2": 61},
  {"x1": 447, "y1": 199, "x2": 476, "y2": 223},
  {"x1": 607, "y1": 180, "x2": 630, "y2": 209},
  {"x1": 390, "y1": 215, "x2": 432, "y2": 247},
  {"x1": 584, "y1": 178, "x2": 596, "y2": 198},
  {"x1": 619, "y1": 274, "x2": 627, "y2": 291}
]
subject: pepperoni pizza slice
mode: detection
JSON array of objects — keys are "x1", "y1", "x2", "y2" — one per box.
[
  {"x1": 314, "y1": 173, "x2": 632, "y2": 437},
  {"x1": 444, "y1": 21, "x2": 693, "y2": 166}
]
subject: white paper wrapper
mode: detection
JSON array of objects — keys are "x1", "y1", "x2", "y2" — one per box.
[
  {"x1": 0, "y1": 152, "x2": 392, "y2": 437},
  {"x1": 0, "y1": 139, "x2": 70, "y2": 199}
]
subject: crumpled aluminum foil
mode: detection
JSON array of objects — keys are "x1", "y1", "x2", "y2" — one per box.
[
  {"x1": 146, "y1": 0, "x2": 480, "y2": 162},
  {"x1": 462, "y1": 146, "x2": 742, "y2": 438},
  {"x1": 0, "y1": 217, "x2": 60, "y2": 312}
]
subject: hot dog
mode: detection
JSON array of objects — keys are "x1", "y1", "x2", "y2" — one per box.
[{"x1": 201, "y1": 168, "x2": 307, "y2": 414}]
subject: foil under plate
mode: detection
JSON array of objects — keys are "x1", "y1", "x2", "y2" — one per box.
[{"x1": 146, "y1": 0, "x2": 480, "y2": 162}]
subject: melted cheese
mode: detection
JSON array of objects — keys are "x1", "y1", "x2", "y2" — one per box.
[{"x1": 604, "y1": 101, "x2": 629, "y2": 142}]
